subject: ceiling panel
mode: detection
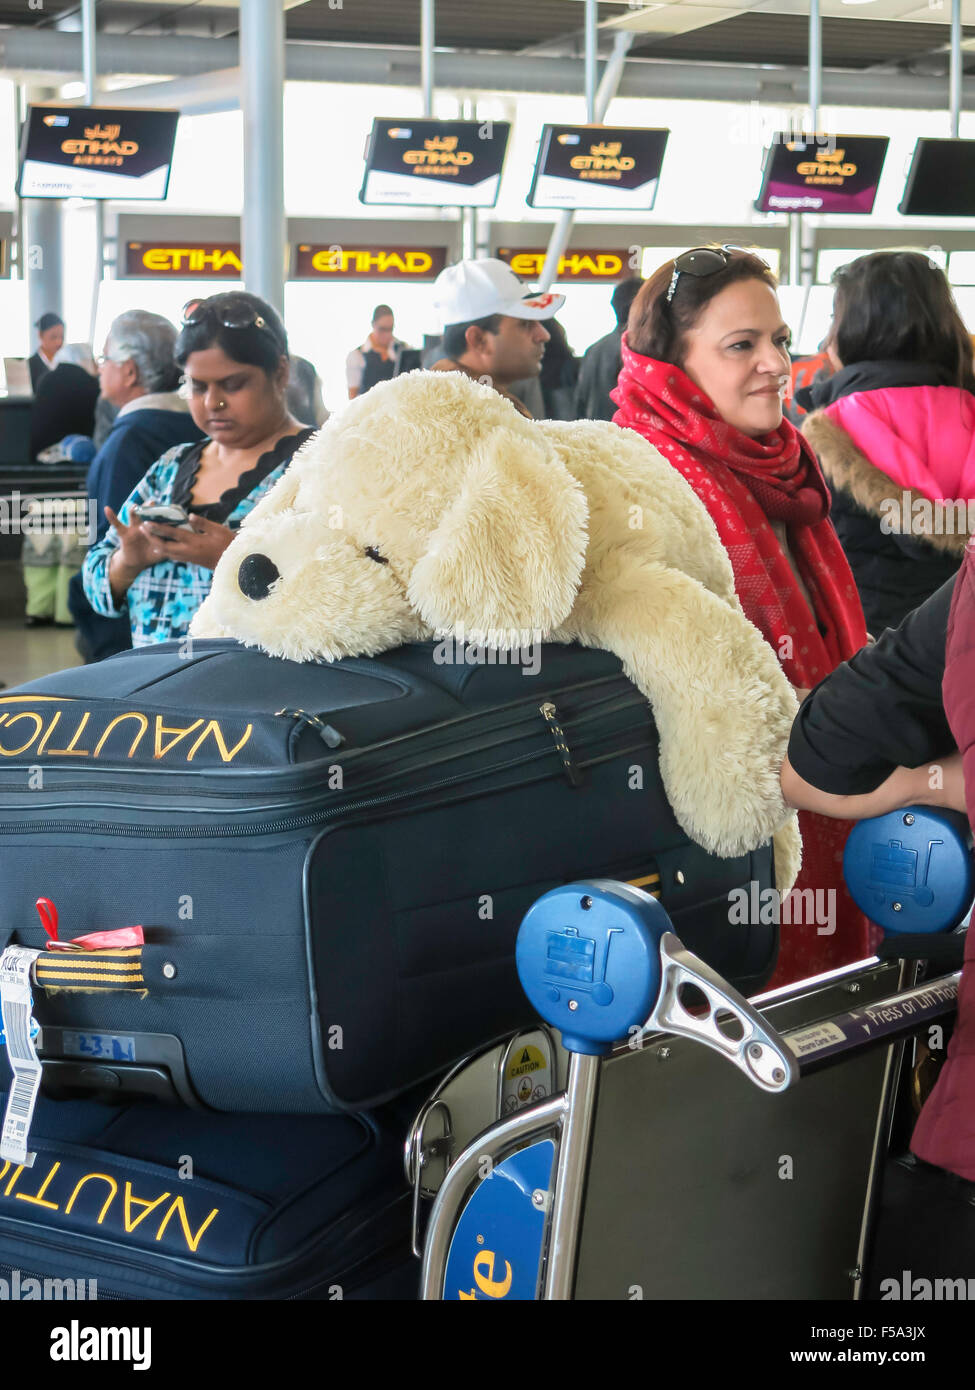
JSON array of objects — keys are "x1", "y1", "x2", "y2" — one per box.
[
  {"x1": 630, "y1": 11, "x2": 975, "y2": 67},
  {"x1": 0, "y1": 0, "x2": 971, "y2": 71}
]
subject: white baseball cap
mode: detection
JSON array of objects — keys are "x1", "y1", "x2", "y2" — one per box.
[{"x1": 433, "y1": 258, "x2": 565, "y2": 328}]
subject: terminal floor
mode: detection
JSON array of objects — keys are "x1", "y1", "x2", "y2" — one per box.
[
  {"x1": 0, "y1": 559, "x2": 82, "y2": 687},
  {"x1": 0, "y1": 619, "x2": 81, "y2": 688}
]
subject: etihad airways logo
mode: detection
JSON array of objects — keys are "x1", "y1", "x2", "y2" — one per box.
[
  {"x1": 404, "y1": 134, "x2": 474, "y2": 169},
  {"x1": 569, "y1": 138, "x2": 635, "y2": 181},
  {"x1": 63, "y1": 123, "x2": 138, "y2": 159},
  {"x1": 793, "y1": 145, "x2": 857, "y2": 180}
]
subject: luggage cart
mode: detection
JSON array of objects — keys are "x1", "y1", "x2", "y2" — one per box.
[{"x1": 414, "y1": 807, "x2": 972, "y2": 1300}]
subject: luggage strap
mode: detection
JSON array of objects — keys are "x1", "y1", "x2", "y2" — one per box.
[{"x1": 33, "y1": 947, "x2": 147, "y2": 995}]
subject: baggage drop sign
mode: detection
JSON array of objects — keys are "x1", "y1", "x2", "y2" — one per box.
[{"x1": 755, "y1": 133, "x2": 889, "y2": 214}]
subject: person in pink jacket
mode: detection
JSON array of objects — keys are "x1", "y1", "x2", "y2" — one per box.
[{"x1": 799, "y1": 250, "x2": 975, "y2": 635}]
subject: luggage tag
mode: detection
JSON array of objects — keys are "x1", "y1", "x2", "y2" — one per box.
[
  {"x1": 0, "y1": 946, "x2": 44, "y2": 1167},
  {"x1": 0, "y1": 901, "x2": 147, "y2": 1166}
]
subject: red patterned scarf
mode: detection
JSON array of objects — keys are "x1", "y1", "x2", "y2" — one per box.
[{"x1": 611, "y1": 339, "x2": 866, "y2": 685}]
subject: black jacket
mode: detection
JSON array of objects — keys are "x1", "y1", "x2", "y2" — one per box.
[
  {"x1": 574, "y1": 328, "x2": 623, "y2": 422},
  {"x1": 800, "y1": 361, "x2": 969, "y2": 635},
  {"x1": 27, "y1": 352, "x2": 53, "y2": 394},
  {"x1": 789, "y1": 574, "x2": 956, "y2": 795},
  {"x1": 29, "y1": 364, "x2": 99, "y2": 460}
]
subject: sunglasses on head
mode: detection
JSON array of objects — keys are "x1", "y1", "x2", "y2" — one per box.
[
  {"x1": 665, "y1": 245, "x2": 769, "y2": 304},
  {"x1": 180, "y1": 298, "x2": 271, "y2": 334}
]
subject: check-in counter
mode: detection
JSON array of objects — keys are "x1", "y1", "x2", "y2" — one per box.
[
  {"x1": 0, "y1": 393, "x2": 87, "y2": 564},
  {"x1": 0, "y1": 394, "x2": 32, "y2": 468}
]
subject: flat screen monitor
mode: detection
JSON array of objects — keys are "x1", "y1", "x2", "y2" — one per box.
[
  {"x1": 17, "y1": 106, "x2": 178, "y2": 201},
  {"x1": 755, "y1": 134, "x2": 888, "y2": 214},
  {"x1": 360, "y1": 119, "x2": 510, "y2": 207},
  {"x1": 899, "y1": 139, "x2": 975, "y2": 216},
  {"x1": 528, "y1": 125, "x2": 669, "y2": 211}
]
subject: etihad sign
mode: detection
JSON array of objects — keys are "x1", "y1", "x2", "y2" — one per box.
[
  {"x1": 570, "y1": 139, "x2": 635, "y2": 180},
  {"x1": 294, "y1": 243, "x2": 448, "y2": 281},
  {"x1": 125, "y1": 241, "x2": 242, "y2": 278},
  {"x1": 499, "y1": 248, "x2": 626, "y2": 282},
  {"x1": 404, "y1": 134, "x2": 474, "y2": 170}
]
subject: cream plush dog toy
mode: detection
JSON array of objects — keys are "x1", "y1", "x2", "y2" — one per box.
[{"x1": 191, "y1": 371, "x2": 801, "y2": 890}]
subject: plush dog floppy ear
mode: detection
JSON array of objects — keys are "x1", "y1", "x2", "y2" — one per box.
[{"x1": 408, "y1": 422, "x2": 589, "y2": 645}]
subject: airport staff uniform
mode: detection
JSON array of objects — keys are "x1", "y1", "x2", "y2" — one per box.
[{"x1": 346, "y1": 335, "x2": 408, "y2": 398}]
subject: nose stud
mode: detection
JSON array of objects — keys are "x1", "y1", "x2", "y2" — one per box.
[{"x1": 238, "y1": 553, "x2": 280, "y2": 600}]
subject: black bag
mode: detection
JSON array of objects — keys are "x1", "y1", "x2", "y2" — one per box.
[
  {"x1": 0, "y1": 638, "x2": 776, "y2": 1115},
  {"x1": 0, "y1": 1085, "x2": 421, "y2": 1300}
]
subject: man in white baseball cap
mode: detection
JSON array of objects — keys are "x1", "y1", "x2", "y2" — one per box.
[{"x1": 429, "y1": 258, "x2": 565, "y2": 417}]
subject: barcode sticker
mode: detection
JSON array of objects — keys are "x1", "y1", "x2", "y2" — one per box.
[{"x1": 0, "y1": 947, "x2": 43, "y2": 1167}]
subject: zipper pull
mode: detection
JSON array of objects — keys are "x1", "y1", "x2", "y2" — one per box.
[
  {"x1": 539, "y1": 702, "x2": 582, "y2": 788},
  {"x1": 276, "y1": 709, "x2": 345, "y2": 750}
]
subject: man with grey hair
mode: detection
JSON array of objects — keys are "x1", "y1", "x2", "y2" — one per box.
[
  {"x1": 91, "y1": 311, "x2": 202, "y2": 532},
  {"x1": 68, "y1": 310, "x2": 202, "y2": 661}
]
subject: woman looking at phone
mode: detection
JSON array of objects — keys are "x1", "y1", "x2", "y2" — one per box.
[{"x1": 83, "y1": 291, "x2": 313, "y2": 647}]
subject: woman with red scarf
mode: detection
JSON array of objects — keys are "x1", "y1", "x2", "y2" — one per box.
[{"x1": 611, "y1": 246, "x2": 869, "y2": 987}]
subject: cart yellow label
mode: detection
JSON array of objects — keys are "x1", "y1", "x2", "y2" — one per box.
[{"x1": 506, "y1": 1045, "x2": 546, "y2": 1080}]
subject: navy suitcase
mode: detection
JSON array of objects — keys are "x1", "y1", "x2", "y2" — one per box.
[
  {"x1": 0, "y1": 637, "x2": 777, "y2": 1116},
  {"x1": 0, "y1": 1085, "x2": 422, "y2": 1300},
  {"x1": 0, "y1": 637, "x2": 777, "y2": 1298}
]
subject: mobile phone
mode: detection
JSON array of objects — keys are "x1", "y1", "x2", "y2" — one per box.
[{"x1": 135, "y1": 504, "x2": 194, "y2": 531}]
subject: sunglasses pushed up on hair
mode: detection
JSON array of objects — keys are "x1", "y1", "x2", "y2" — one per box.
[
  {"x1": 665, "y1": 245, "x2": 770, "y2": 304},
  {"x1": 180, "y1": 298, "x2": 272, "y2": 335}
]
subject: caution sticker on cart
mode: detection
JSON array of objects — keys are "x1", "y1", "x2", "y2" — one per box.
[
  {"x1": 501, "y1": 1034, "x2": 554, "y2": 1115},
  {"x1": 0, "y1": 947, "x2": 43, "y2": 1167}
]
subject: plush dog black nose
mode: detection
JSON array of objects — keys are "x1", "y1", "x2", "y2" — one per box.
[{"x1": 238, "y1": 553, "x2": 280, "y2": 601}]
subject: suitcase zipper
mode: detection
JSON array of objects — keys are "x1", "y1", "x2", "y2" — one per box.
[
  {"x1": 0, "y1": 690, "x2": 654, "y2": 832},
  {"x1": 0, "y1": 684, "x2": 645, "y2": 803},
  {"x1": 0, "y1": 721, "x2": 655, "y2": 841}
]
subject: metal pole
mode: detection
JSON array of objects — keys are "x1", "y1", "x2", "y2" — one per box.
[
  {"x1": 542, "y1": 1052, "x2": 600, "y2": 1300},
  {"x1": 239, "y1": 0, "x2": 286, "y2": 314},
  {"x1": 538, "y1": 29, "x2": 633, "y2": 292},
  {"x1": 82, "y1": 0, "x2": 103, "y2": 344},
  {"x1": 22, "y1": 85, "x2": 64, "y2": 345},
  {"x1": 788, "y1": 217, "x2": 800, "y2": 286},
  {"x1": 23, "y1": 196, "x2": 64, "y2": 350},
  {"x1": 950, "y1": 0, "x2": 962, "y2": 138},
  {"x1": 808, "y1": 0, "x2": 821, "y2": 132},
  {"x1": 461, "y1": 95, "x2": 477, "y2": 262},
  {"x1": 798, "y1": 0, "x2": 823, "y2": 300},
  {"x1": 421, "y1": 0, "x2": 435, "y2": 119},
  {"x1": 82, "y1": 0, "x2": 96, "y2": 101},
  {"x1": 584, "y1": 0, "x2": 598, "y2": 124}
]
